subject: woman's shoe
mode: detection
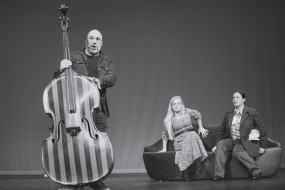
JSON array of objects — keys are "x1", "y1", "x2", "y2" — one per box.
[
  {"x1": 182, "y1": 167, "x2": 191, "y2": 181},
  {"x1": 195, "y1": 159, "x2": 201, "y2": 171}
]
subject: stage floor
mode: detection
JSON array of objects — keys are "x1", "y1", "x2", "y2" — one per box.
[{"x1": 0, "y1": 169, "x2": 285, "y2": 190}]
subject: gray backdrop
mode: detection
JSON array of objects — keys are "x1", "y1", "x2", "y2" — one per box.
[{"x1": 0, "y1": 0, "x2": 284, "y2": 174}]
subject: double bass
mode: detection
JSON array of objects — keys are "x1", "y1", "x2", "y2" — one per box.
[{"x1": 42, "y1": 4, "x2": 114, "y2": 186}]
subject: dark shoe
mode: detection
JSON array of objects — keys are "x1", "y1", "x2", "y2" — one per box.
[
  {"x1": 251, "y1": 168, "x2": 262, "y2": 180},
  {"x1": 195, "y1": 159, "x2": 201, "y2": 171},
  {"x1": 182, "y1": 167, "x2": 191, "y2": 181},
  {"x1": 252, "y1": 174, "x2": 261, "y2": 180},
  {"x1": 213, "y1": 176, "x2": 223, "y2": 181},
  {"x1": 90, "y1": 181, "x2": 110, "y2": 190}
]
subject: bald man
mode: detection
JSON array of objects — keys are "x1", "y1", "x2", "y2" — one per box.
[{"x1": 54, "y1": 29, "x2": 116, "y2": 190}]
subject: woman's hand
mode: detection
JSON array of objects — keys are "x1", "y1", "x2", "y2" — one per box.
[
  {"x1": 157, "y1": 149, "x2": 166, "y2": 153},
  {"x1": 198, "y1": 127, "x2": 209, "y2": 138},
  {"x1": 212, "y1": 146, "x2": 216, "y2": 152},
  {"x1": 158, "y1": 139, "x2": 167, "y2": 153}
]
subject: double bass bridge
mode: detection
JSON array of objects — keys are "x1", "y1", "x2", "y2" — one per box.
[
  {"x1": 65, "y1": 109, "x2": 81, "y2": 136},
  {"x1": 66, "y1": 126, "x2": 81, "y2": 136}
]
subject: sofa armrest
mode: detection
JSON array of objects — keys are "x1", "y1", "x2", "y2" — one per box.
[
  {"x1": 267, "y1": 138, "x2": 281, "y2": 148},
  {"x1": 255, "y1": 145, "x2": 282, "y2": 176},
  {"x1": 144, "y1": 139, "x2": 163, "y2": 152},
  {"x1": 144, "y1": 139, "x2": 176, "y2": 152}
]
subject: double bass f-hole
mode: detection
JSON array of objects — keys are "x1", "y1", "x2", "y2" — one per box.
[
  {"x1": 82, "y1": 118, "x2": 99, "y2": 140},
  {"x1": 52, "y1": 118, "x2": 99, "y2": 144}
]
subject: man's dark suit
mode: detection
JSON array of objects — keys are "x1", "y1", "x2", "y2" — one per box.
[{"x1": 214, "y1": 105, "x2": 268, "y2": 178}]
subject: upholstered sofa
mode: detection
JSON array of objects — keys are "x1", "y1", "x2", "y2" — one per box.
[{"x1": 143, "y1": 124, "x2": 282, "y2": 181}]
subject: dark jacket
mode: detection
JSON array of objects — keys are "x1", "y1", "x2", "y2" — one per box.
[
  {"x1": 54, "y1": 50, "x2": 116, "y2": 117},
  {"x1": 216, "y1": 106, "x2": 268, "y2": 157}
]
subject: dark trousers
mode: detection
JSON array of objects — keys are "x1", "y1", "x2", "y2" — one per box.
[
  {"x1": 214, "y1": 138, "x2": 261, "y2": 178},
  {"x1": 93, "y1": 109, "x2": 108, "y2": 132}
]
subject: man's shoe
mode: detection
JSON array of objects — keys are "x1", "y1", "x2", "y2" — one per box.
[
  {"x1": 251, "y1": 168, "x2": 262, "y2": 180},
  {"x1": 252, "y1": 174, "x2": 261, "y2": 180},
  {"x1": 213, "y1": 176, "x2": 223, "y2": 181},
  {"x1": 90, "y1": 181, "x2": 110, "y2": 190}
]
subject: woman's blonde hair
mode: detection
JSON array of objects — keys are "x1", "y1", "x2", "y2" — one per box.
[{"x1": 163, "y1": 96, "x2": 186, "y2": 140}]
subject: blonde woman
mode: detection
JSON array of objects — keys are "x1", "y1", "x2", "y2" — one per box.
[{"x1": 158, "y1": 96, "x2": 209, "y2": 181}]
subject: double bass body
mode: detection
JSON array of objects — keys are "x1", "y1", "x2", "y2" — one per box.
[{"x1": 42, "y1": 5, "x2": 114, "y2": 186}]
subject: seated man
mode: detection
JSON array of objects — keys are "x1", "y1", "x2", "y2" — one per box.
[{"x1": 212, "y1": 90, "x2": 268, "y2": 181}]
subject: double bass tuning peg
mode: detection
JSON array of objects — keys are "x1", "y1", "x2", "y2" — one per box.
[
  {"x1": 59, "y1": 4, "x2": 71, "y2": 27},
  {"x1": 59, "y1": 4, "x2": 68, "y2": 15}
]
